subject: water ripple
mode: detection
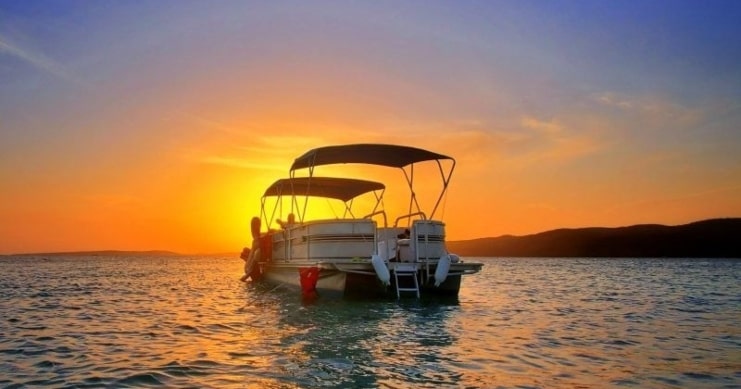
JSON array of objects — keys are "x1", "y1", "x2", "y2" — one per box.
[{"x1": 0, "y1": 256, "x2": 739, "y2": 388}]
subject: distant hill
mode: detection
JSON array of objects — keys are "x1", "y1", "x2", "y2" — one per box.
[
  {"x1": 448, "y1": 218, "x2": 741, "y2": 258},
  {"x1": 10, "y1": 250, "x2": 183, "y2": 257}
]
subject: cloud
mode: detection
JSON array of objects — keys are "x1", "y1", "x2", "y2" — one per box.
[
  {"x1": 384, "y1": 116, "x2": 605, "y2": 175},
  {"x1": 200, "y1": 156, "x2": 287, "y2": 171},
  {"x1": 193, "y1": 135, "x2": 327, "y2": 172},
  {"x1": 516, "y1": 116, "x2": 605, "y2": 163},
  {"x1": 594, "y1": 93, "x2": 634, "y2": 110},
  {"x1": 173, "y1": 111, "x2": 248, "y2": 136},
  {"x1": 258, "y1": 135, "x2": 326, "y2": 150},
  {"x1": 520, "y1": 116, "x2": 564, "y2": 134},
  {"x1": 592, "y1": 92, "x2": 703, "y2": 128},
  {"x1": 0, "y1": 36, "x2": 82, "y2": 84}
]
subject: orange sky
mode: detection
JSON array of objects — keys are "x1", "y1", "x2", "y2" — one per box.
[{"x1": 1, "y1": 2, "x2": 740, "y2": 254}]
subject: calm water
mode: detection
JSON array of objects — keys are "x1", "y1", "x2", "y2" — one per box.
[{"x1": 0, "y1": 256, "x2": 739, "y2": 388}]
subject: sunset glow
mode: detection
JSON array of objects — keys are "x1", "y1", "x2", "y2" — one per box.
[{"x1": 1, "y1": 2, "x2": 740, "y2": 254}]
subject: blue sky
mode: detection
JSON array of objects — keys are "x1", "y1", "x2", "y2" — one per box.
[{"x1": 1, "y1": 1, "x2": 740, "y2": 253}]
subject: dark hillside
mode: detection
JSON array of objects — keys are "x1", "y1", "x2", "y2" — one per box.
[{"x1": 448, "y1": 218, "x2": 741, "y2": 258}]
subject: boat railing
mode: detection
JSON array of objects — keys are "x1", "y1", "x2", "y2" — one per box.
[
  {"x1": 363, "y1": 210, "x2": 388, "y2": 229},
  {"x1": 393, "y1": 211, "x2": 427, "y2": 228}
]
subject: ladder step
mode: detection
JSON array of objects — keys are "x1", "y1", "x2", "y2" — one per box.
[{"x1": 392, "y1": 267, "x2": 420, "y2": 299}]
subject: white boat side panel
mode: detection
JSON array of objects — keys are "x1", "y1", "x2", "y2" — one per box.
[
  {"x1": 271, "y1": 231, "x2": 288, "y2": 261},
  {"x1": 413, "y1": 220, "x2": 447, "y2": 260},
  {"x1": 290, "y1": 241, "x2": 375, "y2": 259},
  {"x1": 270, "y1": 219, "x2": 377, "y2": 261},
  {"x1": 302, "y1": 219, "x2": 376, "y2": 235}
]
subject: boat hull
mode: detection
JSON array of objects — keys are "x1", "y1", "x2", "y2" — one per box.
[
  {"x1": 253, "y1": 260, "x2": 480, "y2": 299},
  {"x1": 259, "y1": 263, "x2": 348, "y2": 298}
]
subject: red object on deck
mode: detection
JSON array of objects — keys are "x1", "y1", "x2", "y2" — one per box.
[{"x1": 299, "y1": 267, "x2": 319, "y2": 298}]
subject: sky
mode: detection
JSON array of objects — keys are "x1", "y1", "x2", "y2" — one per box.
[{"x1": 1, "y1": 1, "x2": 740, "y2": 254}]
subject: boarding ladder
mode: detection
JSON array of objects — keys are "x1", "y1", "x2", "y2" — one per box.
[{"x1": 392, "y1": 263, "x2": 420, "y2": 298}]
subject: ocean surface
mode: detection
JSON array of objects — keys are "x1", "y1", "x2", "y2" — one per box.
[{"x1": 0, "y1": 256, "x2": 739, "y2": 388}]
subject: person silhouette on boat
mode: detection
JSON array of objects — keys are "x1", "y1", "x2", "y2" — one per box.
[
  {"x1": 240, "y1": 216, "x2": 262, "y2": 282},
  {"x1": 277, "y1": 213, "x2": 296, "y2": 229}
]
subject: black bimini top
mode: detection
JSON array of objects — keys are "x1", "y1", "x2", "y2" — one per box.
[
  {"x1": 263, "y1": 177, "x2": 385, "y2": 202},
  {"x1": 290, "y1": 143, "x2": 453, "y2": 171}
]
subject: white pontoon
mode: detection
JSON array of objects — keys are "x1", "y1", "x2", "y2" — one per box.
[{"x1": 240, "y1": 144, "x2": 483, "y2": 298}]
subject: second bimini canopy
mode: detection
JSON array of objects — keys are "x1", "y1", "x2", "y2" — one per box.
[
  {"x1": 261, "y1": 176, "x2": 386, "y2": 226},
  {"x1": 290, "y1": 143, "x2": 453, "y2": 171},
  {"x1": 263, "y1": 177, "x2": 385, "y2": 202}
]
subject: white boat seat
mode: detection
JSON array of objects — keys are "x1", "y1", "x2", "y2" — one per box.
[{"x1": 396, "y1": 238, "x2": 415, "y2": 262}]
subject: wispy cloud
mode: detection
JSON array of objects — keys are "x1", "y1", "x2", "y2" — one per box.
[
  {"x1": 229, "y1": 134, "x2": 329, "y2": 162},
  {"x1": 0, "y1": 36, "x2": 81, "y2": 84},
  {"x1": 392, "y1": 117, "x2": 605, "y2": 174},
  {"x1": 257, "y1": 135, "x2": 326, "y2": 150},
  {"x1": 200, "y1": 156, "x2": 287, "y2": 171},
  {"x1": 516, "y1": 116, "x2": 605, "y2": 163},
  {"x1": 592, "y1": 91, "x2": 703, "y2": 128},
  {"x1": 594, "y1": 93, "x2": 635, "y2": 110},
  {"x1": 171, "y1": 111, "x2": 333, "y2": 171},
  {"x1": 520, "y1": 116, "x2": 565, "y2": 135},
  {"x1": 172, "y1": 111, "x2": 252, "y2": 136}
]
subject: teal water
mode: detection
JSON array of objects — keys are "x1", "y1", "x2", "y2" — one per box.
[{"x1": 0, "y1": 256, "x2": 739, "y2": 388}]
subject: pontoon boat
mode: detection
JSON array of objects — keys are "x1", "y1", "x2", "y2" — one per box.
[{"x1": 240, "y1": 144, "x2": 483, "y2": 299}]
